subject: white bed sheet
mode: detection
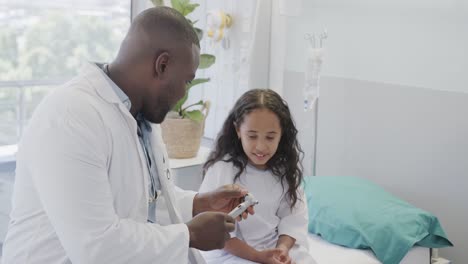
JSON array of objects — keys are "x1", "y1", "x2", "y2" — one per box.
[{"x1": 308, "y1": 233, "x2": 430, "y2": 264}]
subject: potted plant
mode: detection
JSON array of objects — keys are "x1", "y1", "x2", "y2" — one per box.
[{"x1": 152, "y1": 0, "x2": 215, "y2": 158}]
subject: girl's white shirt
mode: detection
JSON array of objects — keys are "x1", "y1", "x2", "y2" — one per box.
[{"x1": 199, "y1": 159, "x2": 309, "y2": 250}]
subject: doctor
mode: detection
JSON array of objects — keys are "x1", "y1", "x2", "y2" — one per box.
[{"x1": 2, "y1": 6, "x2": 253, "y2": 264}]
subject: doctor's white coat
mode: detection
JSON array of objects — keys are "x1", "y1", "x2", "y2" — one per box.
[{"x1": 2, "y1": 63, "x2": 200, "y2": 264}]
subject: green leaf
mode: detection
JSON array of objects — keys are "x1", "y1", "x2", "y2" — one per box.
[
  {"x1": 151, "y1": 0, "x2": 164, "y2": 6},
  {"x1": 199, "y1": 54, "x2": 215, "y2": 69},
  {"x1": 187, "y1": 19, "x2": 199, "y2": 26},
  {"x1": 172, "y1": 79, "x2": 209, "y2": 113},
  {"x1": 187, "y1": 78, "x2": 210, "y2": 91},
  {"x1": 172, "y1": 92, "x2": 188, "y2": 113},
  {"x1": 181, "y1": 100, "x2": 203, "y2": 112},
  {"x1": 185, "y1": 110, "x2": 204, "y2": 122},
  {"x1": 194, "y1": 27, "x2": 203, "y2": 41},
  {"x1": 171, "y1": 0, "x2": 199, "y2": 16},
  {"x1": 184, "y1": 3, "x2": 200, "y2": 16},
  {"x1": 171, "y1": 0, "x2": 188, "y2": 14}
]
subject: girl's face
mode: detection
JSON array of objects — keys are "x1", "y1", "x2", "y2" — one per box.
[{"x1": 236, "y1": 108, "x2": 282, "y2": 170}]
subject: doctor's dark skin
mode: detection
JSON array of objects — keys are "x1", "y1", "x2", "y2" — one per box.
[{"x1": 104, "y1": 7, "x2": 253, "y2": 250}]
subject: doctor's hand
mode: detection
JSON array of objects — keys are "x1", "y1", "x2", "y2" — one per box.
[
  {"x1": 193, "y1": 184, "x2": 255, "y2": 221},
  {"x1": 186, "y1": 211, "x2": 235, "y2": 250}
]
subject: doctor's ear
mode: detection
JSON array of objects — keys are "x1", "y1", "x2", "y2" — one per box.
[{"x1": 154, "y1": 52, "x2": 170, "y2": 77}]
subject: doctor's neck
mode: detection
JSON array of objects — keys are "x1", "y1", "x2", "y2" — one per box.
[{"x1": 106, "y1": 61, "x2": 144, "y2": 117}]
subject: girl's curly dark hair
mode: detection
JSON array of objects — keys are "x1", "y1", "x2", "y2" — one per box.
[{"x1": 203, "y1": 89, "x2": 304, "y2": 209}]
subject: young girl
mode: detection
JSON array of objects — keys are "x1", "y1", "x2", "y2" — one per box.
[{"x1": 199, "y1": 89, "x2": 316, "y2": 264}]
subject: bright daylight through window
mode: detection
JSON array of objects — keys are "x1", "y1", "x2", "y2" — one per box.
[{"x1": 0, "y1": 0, "x2": 131, "y2": 147}]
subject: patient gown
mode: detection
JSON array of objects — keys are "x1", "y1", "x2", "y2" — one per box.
[{"x1": 199, "y1": 160, "x2": 317, "y2": 264}]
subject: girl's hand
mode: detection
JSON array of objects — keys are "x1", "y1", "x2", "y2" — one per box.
[
  {"x1": 257, "y1": 248, "x2": 291, "y2": 264},
  {"x1": 275, "y1": 245, "x2": 293, "y2": 264}
]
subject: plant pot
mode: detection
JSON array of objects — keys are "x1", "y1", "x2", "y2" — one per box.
[{"x1": 161, "y1": 114, "x2": 205, "y2": 159}]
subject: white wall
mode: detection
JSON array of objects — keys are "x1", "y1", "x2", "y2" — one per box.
[
  {"x1": 279, "y1": 1, "x2": 468, "y2": 262},
  {"x1": 285, "y1": 0, "x2": 468, "y2": 94}
]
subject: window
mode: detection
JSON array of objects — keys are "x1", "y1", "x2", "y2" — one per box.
[{"x1": 0, "y1": 0, "x2": 131, "y2": 146}]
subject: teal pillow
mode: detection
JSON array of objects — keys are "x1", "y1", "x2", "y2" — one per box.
[{"x1": 303, "y1": 176, "x2": 452, "y2": 264}]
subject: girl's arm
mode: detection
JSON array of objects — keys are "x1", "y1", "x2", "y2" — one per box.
[
  {"x1": 224, "y1": 238, "x2": 261, "y2": 262},
  {"x1": 276, "y1": 234, "x2": 296, "y2": 251},
  {"x1": 275, "y1": 234, "x2": 296, "y2": 263},
  {"x1": 225, "y1": 238, "x2": 284, "y2": 263},
  {"x1": 276, "y1": 187, "x2": 309, "y2": 248}
]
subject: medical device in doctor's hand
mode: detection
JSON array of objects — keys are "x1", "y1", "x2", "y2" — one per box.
[{"x1": 228, "y1": 193, "x2": 259, "y2": 219}]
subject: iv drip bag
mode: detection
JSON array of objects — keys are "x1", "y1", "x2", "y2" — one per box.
[{"x1": 304, "y1": 48, "x2": 324, "y2": 111}]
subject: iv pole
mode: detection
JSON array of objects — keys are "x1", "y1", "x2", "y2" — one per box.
[
  {"x1": 313, "y1": 95, "x2": 319, "y2": 176},
  {"x1": 304, "y1": 30, "x2": 327, "y2": 176}
]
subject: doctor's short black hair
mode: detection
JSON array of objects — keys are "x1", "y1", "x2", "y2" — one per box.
[{"x1": 131, "y1": 6, "x2": 200, "y2": 49}]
